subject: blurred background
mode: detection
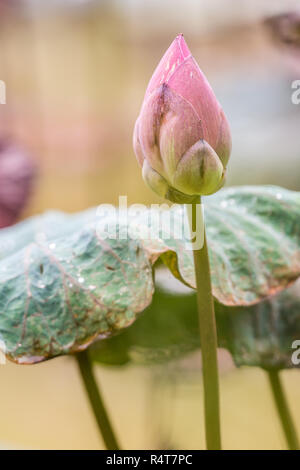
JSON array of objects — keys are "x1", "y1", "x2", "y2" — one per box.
[{"x1": 0, "y1": 0, "x2": 299, "y2": 449}]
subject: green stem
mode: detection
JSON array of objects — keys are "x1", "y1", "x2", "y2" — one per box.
[
  {"x1": 186, "y1": 199, "x2": 221, "y2": 450},
  {"x1": 267, "y1": 369, "x2": 299, "y2": 450},
  {"x1": 76, "y1": 350, "x2": 121, "y2": 450}
]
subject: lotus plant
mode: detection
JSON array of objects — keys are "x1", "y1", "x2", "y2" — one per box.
[
  {"x1": 0, "y1": 34, "x2": 299, "y2": 452},
  {"x1": 134, "y1": 34, "x2": 232, "y2": 450}
]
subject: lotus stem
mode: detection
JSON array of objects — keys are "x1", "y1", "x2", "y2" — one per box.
[
  {"x1": 267, "y1": 369, "x2": 299, "y2": 450},
  {"x1": 186, "y1": 198, "x2": 222, "y2": 450},
  {"x1": 76, "y1": 349, "x2": 121, "y2": 450}
]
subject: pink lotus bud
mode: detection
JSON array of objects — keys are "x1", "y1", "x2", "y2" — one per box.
[{"x1": 133, "y1": 34, "x2": 231, "y2": 202}]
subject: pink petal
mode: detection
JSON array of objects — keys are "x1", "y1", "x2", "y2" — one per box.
[
  {"x1": 145, "y1": 34, "x2": 191, "y2": 99},
  {"x1": 138, "y1": 84, "x2": 203, "y2": 181}
]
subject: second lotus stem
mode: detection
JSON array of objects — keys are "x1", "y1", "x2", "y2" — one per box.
[
  {"x1": 76, "y1": 349, "x2": 121, "y2": 450},
  {"x1": 267, "y1": 369, "x2": 299, "y2": 450}
]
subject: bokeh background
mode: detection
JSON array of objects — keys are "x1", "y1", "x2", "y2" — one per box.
[{"x1": 0, "y1": 0, "x2": 299, "y2": 449}]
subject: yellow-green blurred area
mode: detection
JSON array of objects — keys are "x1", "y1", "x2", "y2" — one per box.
[
  {"x1": 0, "y1": 0, "x2": 300, "y2": 449},
  {"x1": 1, "y1": 356, "x2": 300, "y2": 449}
]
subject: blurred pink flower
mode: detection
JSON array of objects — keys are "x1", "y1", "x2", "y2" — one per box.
[
  {"x1": 0, "y1": 141, "x2": 36, "y2": 228},
  {"x1": 133, "y1": 34, "x2": 231, "y2": 202},
  {"x1": 265, "y1": 11, "x2": 300, "y2": 76}
]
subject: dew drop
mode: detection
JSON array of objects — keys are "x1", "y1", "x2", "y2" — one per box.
[
  {"x1": 49, "y1": 243, "x2": 56, "y2": 250},
  {"x1": 78, "y1": 277, "x2": 85, "y2": 284},
  {"x1": 89, "y1": 285, "x2": 96, "y2": 291}
]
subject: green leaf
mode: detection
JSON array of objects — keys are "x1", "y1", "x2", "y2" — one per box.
[
  {"x1": 106, "y1": 185, "x2": 300, "y2": 306},
  {"x1": 90, "y1": 274, "x2": 199, "y2": 366},
  {"x1": 0, "y1": 218, "x2": 154, "y2": 363},
  {"x1": 91, "y1": 272, "x2": 300, "y2": 370},
  {"x1": 199, "y1": 186, "x2": 300, "y2": 305},
  {"x1": 0, "y1": 185, "x2": 299, "y2": 363},
  {"x1": 216, "y1": 281, "x2": 300, "y2": 370}
]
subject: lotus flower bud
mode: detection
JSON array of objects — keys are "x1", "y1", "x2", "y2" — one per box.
[{"x1": 133, "y1": 34, "x2": 231, "y2": 203}]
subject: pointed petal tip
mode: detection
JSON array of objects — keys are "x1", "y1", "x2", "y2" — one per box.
[{"x1": 173, "y1": 33, "x2": 191, "y2": 59}]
